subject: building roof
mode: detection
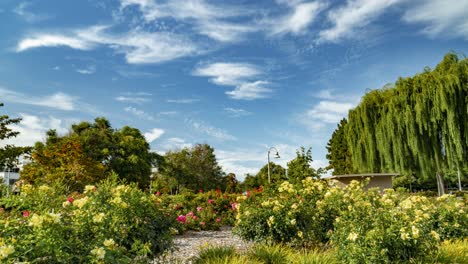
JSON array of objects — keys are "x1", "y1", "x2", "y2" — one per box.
[{"x1": 330, "y1": 173, "x2": 400, "y2": 179}]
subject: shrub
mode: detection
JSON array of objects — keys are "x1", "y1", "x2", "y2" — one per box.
[
  {"x1": 192, "y1": 246, "x2": 238, "y2": 264},
  {"x1": 234, "y1": 178, "x2": 337, "y2": 246},
  {"x1": 0, "y1": 176, "x2": 174, "y2": 263}
]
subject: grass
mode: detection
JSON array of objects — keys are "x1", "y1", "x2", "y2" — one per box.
[{"x1": 193, "y1": 240, "x2": 467, "y2": 264}]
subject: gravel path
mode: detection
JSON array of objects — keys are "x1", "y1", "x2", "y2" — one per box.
[{"x1": 155, "y1": 226, "x2": 252, "y2": 264}]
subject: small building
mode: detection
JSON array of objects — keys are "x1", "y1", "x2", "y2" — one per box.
[
  {"x1": 0, "y1": 168, "x2": 21, "y2": 186},
  {"x1": 330, "y1": 173, "x2": 399, "y2": 191}
]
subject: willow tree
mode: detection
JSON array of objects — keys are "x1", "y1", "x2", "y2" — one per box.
[{"x1": 344, "y1": 53, "x2": 467, "y2": 185}]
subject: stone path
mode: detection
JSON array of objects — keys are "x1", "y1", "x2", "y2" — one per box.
[{"x1": 154, "y1": 226, "x2": 252, "y2": 264}]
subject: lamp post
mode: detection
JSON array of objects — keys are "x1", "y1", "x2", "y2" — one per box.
[{"x1": 267, "y1": 147, "x2": 280, "y2": 184}]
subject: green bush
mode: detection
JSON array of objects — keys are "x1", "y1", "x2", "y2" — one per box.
[
  {"x1": 0, "y1": 177, "x2": 174, "y2": 263},
  {"x1": 234, "y1": 178, "x2": 337, "y2": 246}
]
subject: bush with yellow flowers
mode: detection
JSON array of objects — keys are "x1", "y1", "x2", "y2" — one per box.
[
  {"x1": 234, "y1": 178, "x2": 467, "y2": 263},
  {"x1": 0, "y1": 176, "x2": 174, "y2": 263}
]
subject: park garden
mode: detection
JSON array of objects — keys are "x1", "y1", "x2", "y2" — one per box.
[{"x1": 0, "y1": 53, "x2": 467, "y2": 263}]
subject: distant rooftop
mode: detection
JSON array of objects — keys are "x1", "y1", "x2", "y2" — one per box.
[{"x1": 330, "y1": 173, "x2": 400, "y2": 179}]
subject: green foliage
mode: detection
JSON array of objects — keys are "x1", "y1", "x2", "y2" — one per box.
[
  {"x1": 342, "y1": 53, "x2": 468, "y2": 186},
  {"x1": 193, "y1": 246, "x2": 238, "y2": 264},
  {"x1": 287, "y1": 147, "x2": 319, "y2": 183},
  {"x1": 326, "y1": 119, "x2": 354, "y2": 175},
  {"x1": 234, "y1": 178, "x2": 467, "y2": 263},
  {"x1": 156, "y1": 190, "x2": 239, "y2": 232},
  {"x1": 248, "y1": 244, "x2": 290, "y2": 264},
  {"x1": 234, "y1": 178, "x2": 336, "y2": 247},
  {"x1": 0, "y1": 103, "x2": 31, "y2": 169},
  {"x1": 21, "y1": 118, "x2": 157, "y2": 190},
  {"x1": 0, "y1": 177, "x2": 174, "y2": 263},
  {"x1": 160, "y1": 144, "x2": 225, "y2": 192},
  {"x1": 242, "y1": 163, "x2": 286, "y2": 190}
]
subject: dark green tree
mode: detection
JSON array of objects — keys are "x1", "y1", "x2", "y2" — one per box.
[
  {"x1": 160, "y1": 144, "x2": 225, "y2": 192},
  {"x1": 287, "y1": 147, "x2": 319, "y2": 182},
  {"x1": 326, "y1": 119, "x2": 354, "y2": 175},
  {"x1": 255, "y1": 162, "x2": 287, "y2": 186},
  {"x1": 0, "y1": 103, "x2": 31, "y2": 170}
]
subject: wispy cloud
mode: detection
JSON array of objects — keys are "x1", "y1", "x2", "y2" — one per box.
[
  {"x1": 403, "y1": 0, "x2": 468, "y2": 39},
  {"x1": 318, "y1": 0, "x2": 402, "y2": 43},
  {"x1": 224, "y1": 107, "x2": 252, "y2": 118},
  {"x1": 225, "y1": 81, "x2": 272, "y2": 100},
  {"x1": 76, "y1": 65, "x2": 96, "y2": 74},
  {"x1": 193, "y1": 62, "x2": 272, "y2": 100},
  {"x1": 166, "y1": 98, "x2": 200, "y2": 104},
  {"x1": 270, "y1": 1, "x2": 326, "y2": 36},
  {"x1": 120, "y1": 0, "x2": 256, "y2": 42},
  {"x1": 13, "y1": 2, "x2": 50, "y2": 23},
  {"x1": 123, "y1": 106, "x2": 154, "y2": 121},
  {"x1": 160, "y1": 137, "x2": 192, "y2": 151},
  {"x1": 17, "y1": 25, "x2": 204, "y2": 64},
  {"x1": 0, "y1": 87, "x2": 76, "y2": 111},
  {"x1": 186, "y1": 119, "x2": 237, "y2": 141},
  {"x1": 306, "y1": 101, "x2": 354, "y2": 124},
  {"x1": 116, "y1": 92, "x2": 152, "y2": 104},
  {"x1": 144, "y1": 128, "x2": 165, "y2": 143}
]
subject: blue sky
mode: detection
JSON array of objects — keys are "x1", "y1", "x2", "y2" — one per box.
[{"x1": 0, "y1": 0, "x2": 467, "y2": 180}]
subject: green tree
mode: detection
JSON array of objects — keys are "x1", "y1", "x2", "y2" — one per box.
[
  {"x1": 342, "y1": 53, "x2": 468, "y2": 188},
  {"x1": 326, "y1": 119, "x2": 354, "y2": 175},
  {"x1": 0, "y1": 103, "x2": 31, "y2": 169},
  {"x1": 160, "y1": 144, "x2": 225, "y2": 192},
  {"x1": 223, "y1": 172, "x2": 238, "y2": 193},
  {"x1": 255, "y1": 162, "x2": 287, "y2": 186},
  {"x1": 22, "y1": 118, "x2": 157, "y2": 190},
  {"x1": 287, "y1": 147, "x2": 319, "y2": 182}
]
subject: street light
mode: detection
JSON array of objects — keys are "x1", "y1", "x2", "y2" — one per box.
[{"x1": 267, "y1": 147, "x2": 280, "y2": 184}]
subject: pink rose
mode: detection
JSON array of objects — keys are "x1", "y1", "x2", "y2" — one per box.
[
  {"x1": 197, "y1": 206, "x2": 203, "y2": 211},
  {"x1": 208, "y1": 199, "x2": 214, "y2": 204},
  {"x1": 216, "y1": 217, "x2": 221, "y2": 223},
  {"x1": 67, "y1": 197, "x2": 74, "y2": 203},
  {"x1": 176, "y1": 215, "x2": 187, "y2": 223},
  {"x1": 23, "y1": 210, "x2": 30, "y2": 218},
  {"x1": 187, "y1": 211, "x2": 194, "y2": 217}
]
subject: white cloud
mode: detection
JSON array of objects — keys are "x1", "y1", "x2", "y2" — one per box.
[
  {"x1": 271, "y1": 1, "x2": 326, "y2": 35},
  {"x1": 224, "y1": 108, "x2": 252, "y2": 118},
  {"x1": 0, "y1": 87, "x2": 76, "y2": 111},
  {"x1": 403, "y1": 0, "x2": 468, "y2": 39},
  {"x1": 124, "y1": 106, "x2": 154, "y2": 121},
  {"x1": 193, "y1": 62, "x2": 272, "y2": 100},
  {"x1": 17, "y1": 26, "x2": 203, "y2": 64},
  {"x1": 76, "y1": 65, "x2": 96, "y2": 74},
  {"x1": 120, "y1": 0, "x2": 255, "y2": 42},
  {"x1": 306, "y1": 100, "x2": 354, "y2": 124},
  {"x1": 160, "y1": 137, "x2": 193, "y2": 150},
  {"x1": 17, "y1": 33, "x2": 94, "y2": 52},
  {"x1": 225, "y1": 81, "x2": 272, "y2": 100},
  {"x1": 193, "y1": 62, "x2": 261, "y2": 86},
  {"x1": 115, "y1": 94, "x2": 151, "y2": 104},
  {"x1": 144, "y1": 128, "x2": 165, "y2": 143},
  {"x1": 187, "y1": 119, "x2": 237, "y2": 141},
  {"x1": 318, "y1": 0, "x2": 402, "y2": 43},
  {"x1": 166, "y1": 98, "x2": 200, "y2": 104},
  {"x1": 0, "y1": 114, "x2": 69, "y2": 147}
]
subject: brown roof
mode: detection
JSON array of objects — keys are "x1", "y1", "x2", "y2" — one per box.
[{"x1": 330, "y1": 173, "x2": 400, "y2": 179}]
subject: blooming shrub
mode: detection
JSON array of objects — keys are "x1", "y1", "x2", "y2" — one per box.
[
  {"x1": 0, "y1": 177, "x2": 174, "y2": 263},
  {"x1": 156, "y1": 190, "x2": 239, "y2": 232},
  {"x1": 234, "y1": 178, "x2": 467, "y2": 263},
  {"x1": 330, "y1": 182, "x2": 440, "y2": 263},
  {"x1": 234, "y1": 178, "x2": 337, "y2": 246}
]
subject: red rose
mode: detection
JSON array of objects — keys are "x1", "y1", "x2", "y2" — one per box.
[
  {"x1": 23, "y1": 210, "x2": 30, "y2": 218},
  {"x1": 67, "y1": 197, "x2": 74, "y2": 203}
]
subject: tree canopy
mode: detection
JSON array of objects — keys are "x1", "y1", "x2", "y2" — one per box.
[
  {"x1": 0, "y1": 103, "x2": 31, "y2": 170},
  {"x1": 287, "y1": 147, "x2": 319, "y2": 182},
  {"x1": 326, "y1": 119, "x2": 354, "y2": 175},
  {"x1": 21, "y1": 118, "x2": 157, "y2": 190},
  {"x1": 158, "y1": 143, "x2": 225, "y2": 192},
  {"x1": 326, "y1": 53, "x2": 468, "y2": 187}
]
